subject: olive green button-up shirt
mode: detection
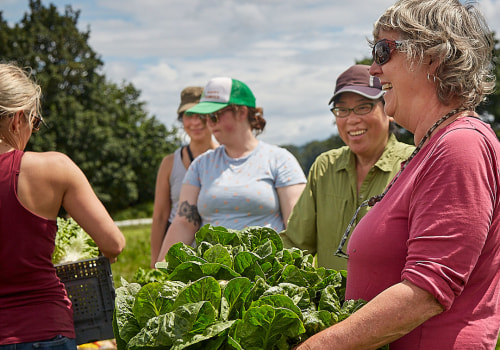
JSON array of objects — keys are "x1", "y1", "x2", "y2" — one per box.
[{"x1": 280, "y1": 134, "x2": 415, "y2": 271}]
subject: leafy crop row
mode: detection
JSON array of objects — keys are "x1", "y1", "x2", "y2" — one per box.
[{"x1": 113, "y1": 225, "x2": 384, "y2": 350}]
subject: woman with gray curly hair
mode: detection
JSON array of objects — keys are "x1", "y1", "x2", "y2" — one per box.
[{"x1": 295, "y1": 0, "x2": 500, "y2": 349}]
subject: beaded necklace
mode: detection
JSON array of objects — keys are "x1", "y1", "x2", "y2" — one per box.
[
  {"x1": 335, "y1": 107, "x2": 468, "y2": 258},
  {"x1": 367, "y1": 107, "x2": 467, "y2": 206}
]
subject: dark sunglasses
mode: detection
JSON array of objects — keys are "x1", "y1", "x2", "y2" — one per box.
[
  {"x1": 200, "y1": 106, "x2": 236, "y2": 124},
  {"x1": 372, "y1": 39, "x2": 404, "y2": 65},
  {"x1": 31, "y1": 115, "x2": 43, "y2": 132},
  {"x1": 19, "y1": 111, "x2": 43, "y2": 133}
]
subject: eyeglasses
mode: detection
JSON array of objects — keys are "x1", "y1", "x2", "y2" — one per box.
[
  {"x1": 20, "y1": 111, "x2": 43, "y2": 133},
  {"x1": 31, "y1": 115, "x2": 43, "y2": 132},
  {"x1": 372, "y1": 39, "x2": 404, "y2": 65},
  {"x1": 334, "y1": 193, "x2": 384, "y2": 258},
  {"x1": 334, "y1": 200, "x2": 370, "y2": 258},
  {"x1": 330, "y1": 102, "x2": 376, "y2": 118},
  {"x1": 200, "y1": 106, "x2": 236, "y2": 124}
]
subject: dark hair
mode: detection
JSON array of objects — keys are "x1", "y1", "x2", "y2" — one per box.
[
  {"x1": 389, "y1": 121, "x2": 399, "y2": 135},
  {"x1": 376, "y1": 98, "x2": 398, "y2": 136}
]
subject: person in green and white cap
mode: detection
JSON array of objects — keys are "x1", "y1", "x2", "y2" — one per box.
[{"x1": 155, "y1": 77, "x2": 307, "y2": 260}]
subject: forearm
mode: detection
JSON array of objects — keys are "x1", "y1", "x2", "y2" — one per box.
[
  {"x1": 65, "y1": 189, "x2": 125, "y2": 262},
  {"x1": 156, "y1": 219, "x2": 199, "y2": 262},
  {"x1": 150, "y1": 216, "x2": 168, "y2": 267},
  {"x1": 277, "y1": 183, "x2": 306, "y2": 227},
  {"x1": 156, "y1": 187, "x2": 202, "y2": 263},
  {"x1": 296, "y1": 280, "x2": 444, "y2": 349}
]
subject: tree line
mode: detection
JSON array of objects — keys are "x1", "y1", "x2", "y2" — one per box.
[
  {"x1": 1, "y1": 0, "x2": 498, "y2": 214},
  {"x1": 0, "y1": 0, "x2": 179, "y2": 215}
]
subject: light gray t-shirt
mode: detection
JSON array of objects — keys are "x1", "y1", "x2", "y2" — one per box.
[{"x1": 183, "y1": 141, "x2": 306, "y2": 232}]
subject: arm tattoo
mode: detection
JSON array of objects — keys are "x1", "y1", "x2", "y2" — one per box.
[{"x1": 178, "y1": 200, "x2": 202, "y2": 227}]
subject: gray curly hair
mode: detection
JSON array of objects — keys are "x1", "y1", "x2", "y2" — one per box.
[{"x1": 372, "y1": 0, "x2": 495, "y2": 109}]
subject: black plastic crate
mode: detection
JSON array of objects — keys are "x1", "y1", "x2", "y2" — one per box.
[{"x1": 55, "y1": 256, "x2": 115, "y2": 345}]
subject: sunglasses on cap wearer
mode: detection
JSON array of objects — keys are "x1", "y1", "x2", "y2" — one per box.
[
  {"x1": 372, "y1": 39, "x2": 404, "y2": 65},
  {"x1": 182, "y1": 113, "x2": 206, "y2": 123},
  {"x1": 200, "y1": 106, "x2": 237, "y2": 124}
]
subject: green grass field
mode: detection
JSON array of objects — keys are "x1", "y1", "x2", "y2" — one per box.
[
  {"x1": 110, "y1": 224, "x2": 151, "y2": 287},
  {"x1": 110, "y1": 223, "x2": 500, "y2": 348}
]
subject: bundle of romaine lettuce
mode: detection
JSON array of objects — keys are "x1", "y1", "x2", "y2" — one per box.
[
  {"x1": 52, "y1": 217, "x2": 99, "y2": 264},
  {"x1": 114, "y1": 225, "x2": 388, "y2": 350}
]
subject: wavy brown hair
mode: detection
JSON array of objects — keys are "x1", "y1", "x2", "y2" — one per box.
[{"x1": 246, "y1": 107, "x2": 266, "y2": 135}]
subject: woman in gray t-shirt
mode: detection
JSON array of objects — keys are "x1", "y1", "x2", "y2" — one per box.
[{"x1": 155, "y1": 77, "x2": 306, "y2": 263}]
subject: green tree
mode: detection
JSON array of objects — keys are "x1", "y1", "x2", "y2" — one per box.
[
  {"x1": 282, "y1": 136, "x2": 345, "y2": 175},
  {"x1": 0, "y1": 0, "x2": 179, "y2": 214}
]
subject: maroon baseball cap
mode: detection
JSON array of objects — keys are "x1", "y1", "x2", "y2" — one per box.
[{"x1": 328, "y1": 64, "x2": 384, "y2": 104}]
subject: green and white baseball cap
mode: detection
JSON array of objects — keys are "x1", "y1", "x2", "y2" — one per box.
[{"x1": 186, "y1": 77, "x2": 256, "y2": 115}]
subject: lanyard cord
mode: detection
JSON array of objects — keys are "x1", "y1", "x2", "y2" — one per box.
[{"x1": 368, "y1": 107, "x2": 467, "y2": 206}]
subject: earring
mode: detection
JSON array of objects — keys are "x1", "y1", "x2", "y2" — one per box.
[{"x1": 427, "y1": 73, "x2": 436, "y2": 83}]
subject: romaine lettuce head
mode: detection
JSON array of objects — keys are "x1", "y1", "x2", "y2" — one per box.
[{"x1": 53, "y1": 217, "x2": 98, "y2": 264}]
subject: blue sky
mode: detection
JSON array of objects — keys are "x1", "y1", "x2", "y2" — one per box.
[{"x1": 2, "y1": 0, "x2": 499, "y2": 146}]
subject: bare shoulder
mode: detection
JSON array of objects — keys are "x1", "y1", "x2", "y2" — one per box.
[
  {"x1": 21, "y1": 151, "x2": 82, "y2": 184},
  {"x1": 157, "y1": 151, "x2": 176, "y2": 175},
  {"x1": 162, "y1": 152, "x2": 175, "y2": 167},
  {"x1": 22, "y1": 151, "x2": 76, "y2": 171},
  {"x1": 17, "y1": 152, "x2": 86, "y2": 218}
]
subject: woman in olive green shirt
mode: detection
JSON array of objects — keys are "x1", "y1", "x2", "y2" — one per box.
[{"x1": 280, "y1": 65, "x2": 414, "y2": 270}]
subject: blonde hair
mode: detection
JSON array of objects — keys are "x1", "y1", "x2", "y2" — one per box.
[
  {"x1": 0, "y1": 62, "x2": 42, "y2": 124},
  {"x1": 372, "y1": 0, "x2": 495, "y2": 109}
]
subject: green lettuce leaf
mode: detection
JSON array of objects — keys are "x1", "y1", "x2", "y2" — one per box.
[
  {"x1": 128, "y1": 301, "x2": 216, "y2": 350},
  {"x1": 233, "y1": 304, "x2": 305, "y2": 349},
  {"x1": 133, "y1": 281, "x2": 185, "y2": 328},
  {"x1": 53, "y1": 217, "x2": 98, "y2": 264}
]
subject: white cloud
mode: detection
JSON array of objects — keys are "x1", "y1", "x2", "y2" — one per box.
[{"x1": 3, "y1": 0, "x2": 498, "y2": 146}]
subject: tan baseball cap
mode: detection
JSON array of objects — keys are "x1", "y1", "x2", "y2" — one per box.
[{"x1": 177, "y1": 86, "x2": 204, "y2": 115}]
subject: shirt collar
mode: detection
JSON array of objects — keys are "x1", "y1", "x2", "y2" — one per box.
[{"x1": 336, "y1": 133, "x2": 400, "y2": 173}]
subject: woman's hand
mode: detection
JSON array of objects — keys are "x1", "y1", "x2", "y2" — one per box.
[{"x1": 287, "y1": 280, "x2": 444, "y2": 350}]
